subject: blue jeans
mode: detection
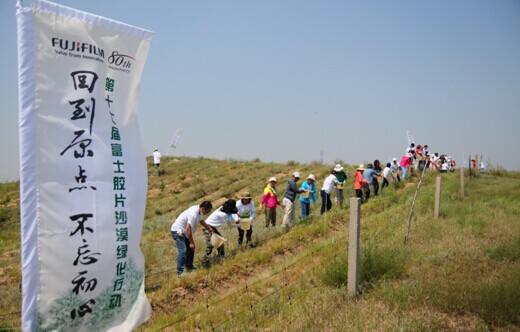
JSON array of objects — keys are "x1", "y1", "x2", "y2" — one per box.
[
  {"x1": 401, "y1": 166, "x2": 407, "y2": 180},
  {"x1": 301, "y1": 201, "x2": 310, "y2": 218},
  {"x1": 171, "y1": 231, "x2": 194, "y2": 275}
]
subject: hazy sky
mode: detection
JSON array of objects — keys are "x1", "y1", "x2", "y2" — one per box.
[{"x1": 1, "y1": 0, "x2": 520, "y2": 181}]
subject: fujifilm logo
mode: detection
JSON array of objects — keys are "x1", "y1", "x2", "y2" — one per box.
[{"x1": 51, "y1": 38, "x2": 105, "y2": 58}]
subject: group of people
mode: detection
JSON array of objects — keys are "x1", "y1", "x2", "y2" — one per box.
[
  {"x1": 168, "y1": 143, "x2": 460, "y2": 277},
  {"x1": 401, "y1": 143, "x2": 457, "y2": 175},
  {"x1": 169, "y1": 167, "x2": 349, "y2": 277},
  {"x1": 170, "y1": 194, "x2": 257, "y2": 276}
]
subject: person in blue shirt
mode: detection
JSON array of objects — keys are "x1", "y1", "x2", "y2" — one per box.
[
  {"x1": 299, "y1": 174, "x2": 317, "y2": 218},
  {"x1": 362, "y1": 163, "x2": 381, "y2": 200}
]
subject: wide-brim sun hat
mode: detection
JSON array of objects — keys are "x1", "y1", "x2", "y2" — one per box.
[
  {"x1": 334, "y1": 164, "x2": 343, "y2": 172},
  {"x1": 392, "y1": 157, "x2": 397, "y2": 161},
  {"x1": 307, "y1": 174, "x2": 316, "y2": 181},
  {"x1": 293, "y1": 171, "x2": 301, "y2": 178},
  {"x1": 269, "y1": 177, "x2": 277, "y2": 183},
  {"x1": 241, "y1": 192, "x2": 252, "y2": 199},
  {"x1": 357, "y1": 164, "x2": 365, "y2": 171}
]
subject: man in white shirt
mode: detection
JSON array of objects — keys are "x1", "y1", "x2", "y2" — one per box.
[
  {"x1": 382, "y1": 163, "x2": 394, "y2": 189},
  {"x1": 320, "y1": 170, "x2": 340, "y2": 215},
  {"x1": 390, "y1": 157, "x2": 401, "y2": 182},
  {"x1": 440, "y1": 161, "x2": 449, "y2": 173},
  {"x1": 406, "y1": 143, "x2": 415, "y2": 154},
  {"x1": 152, "y1": 148, "x2": 161, "y2": 176},
  {"x1": 202, "y1": 199, "x2": 239, "y2": 267},
  {"x1": 170, "y1": 201, "x2": 213, "y2": 276}
]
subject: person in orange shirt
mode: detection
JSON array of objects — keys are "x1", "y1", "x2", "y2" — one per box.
[{"x1": 354, "y1": 164, "x2": 369, "y2": 201}]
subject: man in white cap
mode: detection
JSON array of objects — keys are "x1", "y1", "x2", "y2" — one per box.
[
  {"x1": 282, "y1": 172, "x2": 305, "y2": 229},
  {"x1": 333, "y1": 164, "x2": 347, "y2": 209},
  {"x1": 152, "y1": 148, "x2": 161, "y2": 176},
  {"x1": 390, "y1": 157, "x2": 401, "y2": 182}
]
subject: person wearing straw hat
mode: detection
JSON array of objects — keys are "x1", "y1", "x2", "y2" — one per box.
[
  {"x1": 320, "y1": 169, "x2": 340, "y2": 215},
  {"x1": 202, "y1": 199, "x2": 240, "y2": 268},
  {"x1": 259, "y1": 177, "x2": 284, "y2": 227},
  {"x1": 170, "y1": 201, "x2": 213, "y2": 277},
  {"x1": 281, "y1": 171, "x2": 305, "y2": 229},
  {"x1": 333, "y1": 164, "x2": 347, "y2": 209},
  {"x1": 236, "y1": 192, "x2": 257, "y2": 247},
  {"x1": 152, "y1": 148, "x2": 161, "y2": 176},
  {"x1": 299, "y1": 174, "x2": 316, "y2": 218},
  {"x1": 354, "y1": 164, "x2": 368, "y2": 201}
]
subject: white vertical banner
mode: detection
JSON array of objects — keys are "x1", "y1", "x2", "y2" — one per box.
[{"x1": 17, "y1": 1, "x2": 153, "y2": 331}]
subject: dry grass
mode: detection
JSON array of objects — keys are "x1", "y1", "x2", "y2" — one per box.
[{"x1": 1, "y1": 158, "x2": 520, "y2": 331}]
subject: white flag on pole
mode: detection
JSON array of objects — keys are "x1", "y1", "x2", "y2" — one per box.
[
  {"x1": 406, "y1": 129, "x2": 415, "y2": 147},
  {"x1": 170, "y1": 128, "x2": 182, "y2": 149},
  {"x1": 17, "y1": 1, "x2": 153, "y2": 330}
]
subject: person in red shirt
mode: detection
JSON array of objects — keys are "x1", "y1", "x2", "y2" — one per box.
[{"x1": 354, "y1": 164, "x2": 369, "y2": 201}]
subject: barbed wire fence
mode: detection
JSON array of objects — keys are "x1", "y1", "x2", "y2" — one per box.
[
  {"x1": 3, "y1": 170, "x2": 443, "y2": 330},
  {"x1": 1, "y1": 197, "x2": 367, "y2": 331},
  {"x1": 145, "y1": 175, "x2": 434, "y2": 330},
  {"x1": 154, "y1": 228, "x2": 349, "y2": 331}
]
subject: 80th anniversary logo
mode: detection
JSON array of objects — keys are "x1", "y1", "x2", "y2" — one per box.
[{"x1": 51, "y1": 37, "x2": 136, "y2": 73}]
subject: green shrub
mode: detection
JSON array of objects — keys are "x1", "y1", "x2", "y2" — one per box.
[
  {"x1": 485, "y1": 236, "x2": 520, "y2": 261},
  {"x1": 474, "y1": 275, "x2": 520, "y2": 326},
  {"x1": 321, "y1": 245, "x2": 406, "y2": 290},
  {"x1": 322, "y1": 255, "x2": 348, "y2": 288},
  {"x1": 359, "y1": 245, "x2": 406, "y2": 291},
  {"x1": 0, "y1": 207, "x2": 8, "y2": 222},
  {"x1": 429, "y1": 271, "x2": 520, "y2": 327}
]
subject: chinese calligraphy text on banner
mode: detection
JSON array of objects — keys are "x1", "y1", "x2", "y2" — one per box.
[{"x1": 17, "y1": 1, "x2": 153, "y2": 330}]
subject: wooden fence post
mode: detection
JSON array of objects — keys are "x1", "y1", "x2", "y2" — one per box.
[
  {"x1": 348, "y1": 197, "x2": 361, "y2": 296},
  {"x1": 434, "y1": 176, "x2": 442, "y2": 220}
]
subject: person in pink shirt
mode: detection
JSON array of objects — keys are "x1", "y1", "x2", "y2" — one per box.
[
  {"x1": 259, "y1": 177, "x2": 285, "y2": 227},
  {"x1": 400, "y1": 153, "x2": 413, "y2": 180}
]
